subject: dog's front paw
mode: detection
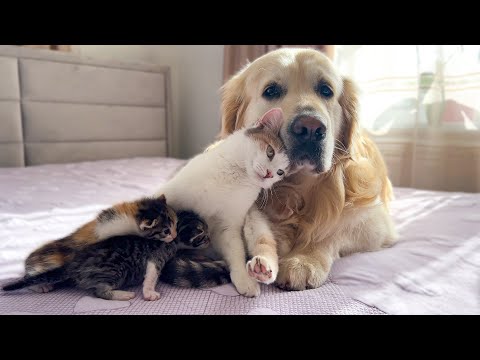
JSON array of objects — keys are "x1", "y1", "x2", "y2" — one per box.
[
  {"x1": 231, "y1": 271, "x2": 260, "y2": 297},
  {"x1": 276, "y1": 255, "x2": 328, "y2": 291},
  {"x1": 246, "y1": 255, "x2": 278, "y2": 285}
]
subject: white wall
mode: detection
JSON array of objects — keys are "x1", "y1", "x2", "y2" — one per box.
[
  {"x1": 74, "y1": 45, "x2": 224, "y2": 159},
  {"x1": 175, "y1": 46, "x2": 224, "y2": 158}
]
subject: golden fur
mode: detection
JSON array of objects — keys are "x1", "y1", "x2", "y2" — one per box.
[{"x1": 220, "y1": 48, "x2": 397, "y2": 290}]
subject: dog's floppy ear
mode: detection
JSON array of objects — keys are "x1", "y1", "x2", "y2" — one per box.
[
  {"x1": 338, "y1": 77, "x2": 360, "y2": 151},
  {"x1": 220, "y1": 68, "x2": 249, "y2": 139}
]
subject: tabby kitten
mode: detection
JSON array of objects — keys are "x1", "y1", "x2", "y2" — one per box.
[
  {"x1": 3, "y1": 209, "x2": 220, "y2": 301},
  {"x1": 24, "y1": 195, "x2": 177, "y2": 282}
]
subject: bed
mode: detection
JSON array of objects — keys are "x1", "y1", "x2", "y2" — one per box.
[{"x1": 0, "y1": 46, "x2": 478, "y2": 315}]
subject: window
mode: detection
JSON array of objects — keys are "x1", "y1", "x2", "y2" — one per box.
[{"x1": 335, "y1": 45, "x2": 480, "y2": 134}]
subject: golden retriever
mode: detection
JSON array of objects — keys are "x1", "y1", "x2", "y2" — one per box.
[{"x1": 221, "y1": 48, "x2": 397, "y2": 291}]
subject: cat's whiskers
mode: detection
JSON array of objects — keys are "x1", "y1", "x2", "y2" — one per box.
[
  {"x1": 258, "y1": 189, "x2": 269, "y2": 210},
  {"x1": 271, "y1": 185, "x2": 284, "y2": 207},
  {"x1": 260, "y1": 190, "x2": 266, "y2": 210},
  {"x1": 264, "y1": 190, "x2": 270, "y2": 209},
  {"x1": 269, "y1": 188, "x2": 275, "y2": 208}
]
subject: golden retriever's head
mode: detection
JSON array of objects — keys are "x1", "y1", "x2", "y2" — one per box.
[{"x1": 221, "y1": 48, "x2": 358, "y2": 175}]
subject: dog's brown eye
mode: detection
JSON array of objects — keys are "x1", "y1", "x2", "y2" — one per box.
[
  {"x1": 263, "y1": 83, "x2": 283, "y2": 100},
  {"x1": 277, "y1": 169, "x2": 284, "y2": 176},
  {"x1": 266, "y1": 145, "x2": 275, "y2": 159},
  {"x1": 316, "y1": 83, "x2": 333, "y2": 99}
]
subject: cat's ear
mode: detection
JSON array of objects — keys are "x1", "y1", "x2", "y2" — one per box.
[
  {"x1": 157, "y1": 194, "x2": 166, "y2": 203},
  {"x1": 140, "y1": 219, "x2": 158, "y2": 231},
  {"x1": 256, "y1": 108, "x2": 284, "y2": 134}
]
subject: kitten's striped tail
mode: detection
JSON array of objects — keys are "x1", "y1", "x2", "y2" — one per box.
[
  {"x1": 2, "y1": 267, "x2": 67, "y2": 292},
  {"x1": 160, "y1": 257, "x2": 230, "y2": 288}
]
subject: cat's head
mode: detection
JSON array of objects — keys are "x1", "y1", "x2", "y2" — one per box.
[
  {"x1": 136, "y1": 195, "x2": 178, "y2": 242},
  {"x1": 245, "y1": 108, "x2": 290, "y2": 189},
  {"x1": 175, "y1": 210, "x2": 210, "y2": 250}
]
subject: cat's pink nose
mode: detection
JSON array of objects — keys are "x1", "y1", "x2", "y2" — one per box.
[{"x1": 264, "y1": 170, "x2": 273, "y2": 179}]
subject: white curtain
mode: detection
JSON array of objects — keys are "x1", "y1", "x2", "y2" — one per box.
[{"x1": 335, "y1": 45, "x2": 480, "y2": 192}]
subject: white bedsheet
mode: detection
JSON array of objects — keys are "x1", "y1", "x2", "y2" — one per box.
[
  {"x1": 0, "y1": 158, "x2": 478, "y2": 314},
  {"x1": 331, "y1": 188, "x2": 480, "y2": 314}
]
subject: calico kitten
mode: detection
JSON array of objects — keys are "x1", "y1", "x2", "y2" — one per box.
[
  {"x1": 24, "y1": 195, "x2": 177, "y2": 282},
  {"x1": 3, "y1": 209, "x2": 221, "y2": 300},
  {"x1": 148, "y1": 108, "x2": 290, "y2": 297}
]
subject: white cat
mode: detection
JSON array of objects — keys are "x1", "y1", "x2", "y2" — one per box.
[{"x1": 154, "y1": 108, "x2": 289, "y2": 297}]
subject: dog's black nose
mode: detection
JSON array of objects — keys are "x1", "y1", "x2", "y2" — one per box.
[{"x1": 290, "y1": 115, "x2": 326, "y2": 143}]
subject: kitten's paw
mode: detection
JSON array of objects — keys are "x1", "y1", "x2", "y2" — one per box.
[
  {"x1": 143, "y1": 289, "x2": 161, "y2": 301},
  {"x1": 29, "y1": 284, "x2": 54, "y2": 293},
  {"x1": 230, "y1": 271, "x2": 260, "y2": 297},
  {"x1": 246, "y1": 255, "x2": 278, "y2": 285},
  {"x1": 110, "y1": 290, "x2": 136, "y2": 301}
]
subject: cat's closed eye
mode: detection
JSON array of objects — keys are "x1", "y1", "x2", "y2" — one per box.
[
  {"x1": 266, "y1": 145, "x2": 275, "y2": 160},
  {"x1": 277, "y1": 169, "x2": 284, "y2": 176}
]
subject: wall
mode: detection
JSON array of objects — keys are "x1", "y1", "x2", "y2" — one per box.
[
  {"x1": 74, "y1": 45, "x2": 224, "y2": 159},
  {"x1": 372, "y1": 131, "x2": 480, "y2": 193},
  {"x1": 175, "y1": 46, "x2": 224, "y2": 158}
]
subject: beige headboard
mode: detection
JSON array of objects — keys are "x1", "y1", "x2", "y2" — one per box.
[{"x1": 0, "y1": 45, "x2": 172, "y2": 167}]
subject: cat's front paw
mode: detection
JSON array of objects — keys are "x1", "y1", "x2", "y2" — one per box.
[
  {"x1": 143, "y1": 289, "x2": 161, "y2": 301},
  {"x1": 29, "y1": 284, "x2": 54, "y2": 293},
  {"x1": 230, "y1": 271, "x2": 260, "y2": 297},
  {"x1": 246, "y1": 255, "x2": 278, "y2": 285}
]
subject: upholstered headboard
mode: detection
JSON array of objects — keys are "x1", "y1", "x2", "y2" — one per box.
[{"x1": 0, "y1": 45, "x2": 172, "y2": 167}]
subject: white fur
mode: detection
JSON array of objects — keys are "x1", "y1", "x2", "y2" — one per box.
[
  {"x1": 143, "y1": 261, "x2": 161, "y2": 301},
  {"x1": 244, "y1": 206, "x2": 279, "y2": 284},
  {"x1": 154, "y1": 129, "x2": 289, "y2": 297},
  {"x1": 95, "y1": 214, "x2": 140, "y2": 241}
]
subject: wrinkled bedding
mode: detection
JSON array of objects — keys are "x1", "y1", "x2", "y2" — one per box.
[
  {"x1": 332, "y1": 188, "x2": 480, "y2": 314},
  {"x1": 0, "y1": 157, "x2": 478, "y2": 315}
]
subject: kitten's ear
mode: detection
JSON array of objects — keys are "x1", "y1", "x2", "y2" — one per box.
[
  {"x1": 255, "y1": 108, "x2": 284, "y2": 134},
  {"x1": 140, "y1": 219, "x2": 158, "y2": 231},
  {"x1": 157, "y1": 194, "x2": 166, "y2": 203}
]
